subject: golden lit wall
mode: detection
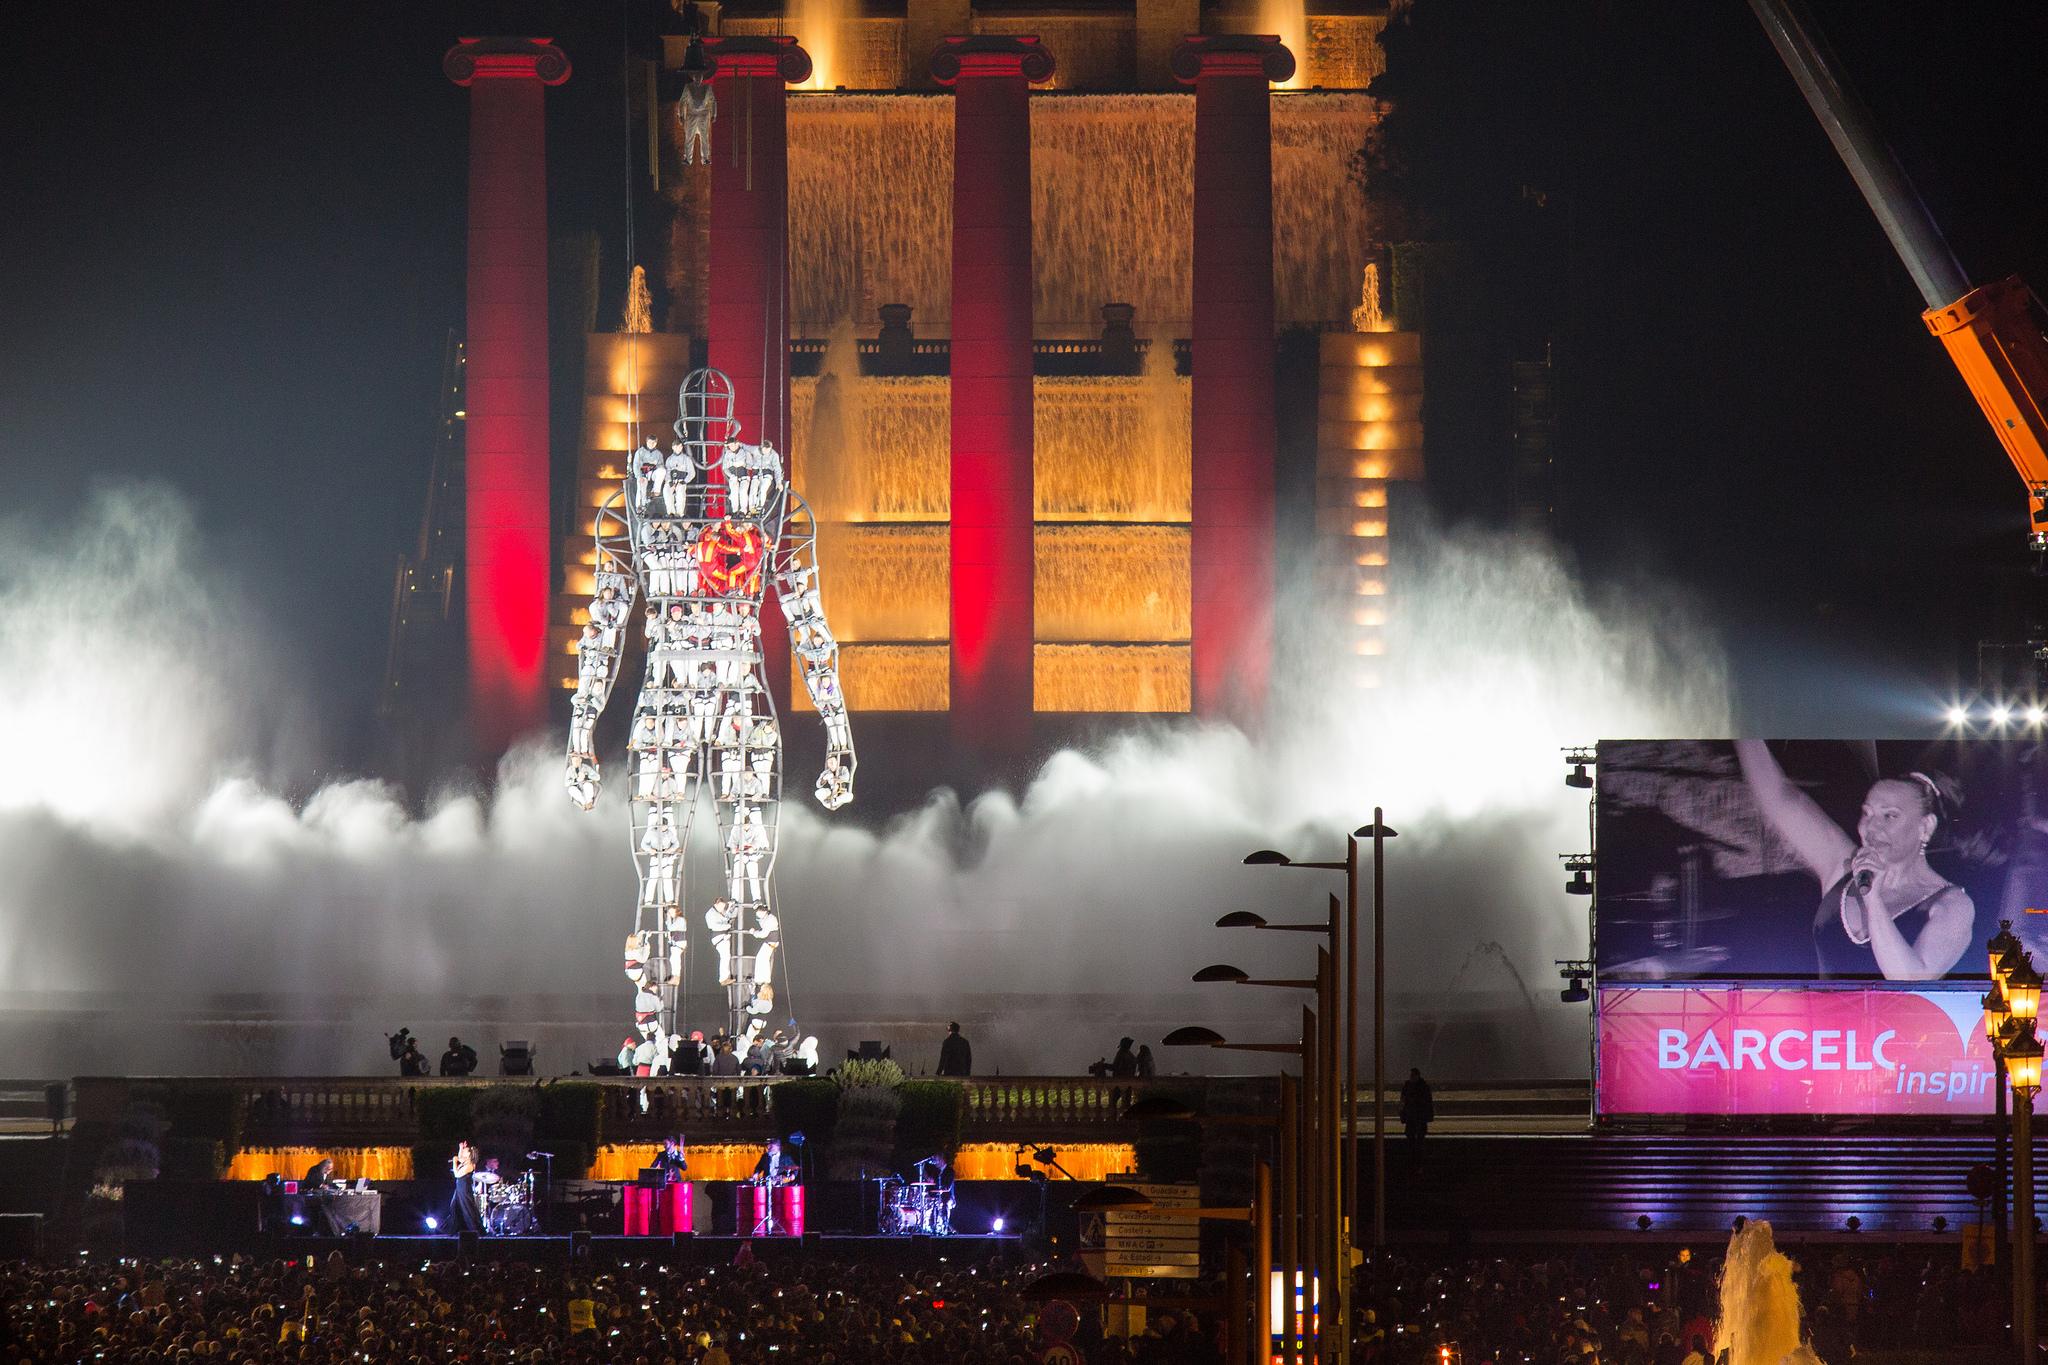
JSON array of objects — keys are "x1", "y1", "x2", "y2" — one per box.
[
  {"x1": 558, "y1": 333, "x2": 694, "y2": 691},
  {"x1": 226, "y1": 1147, "x2": 415, "y2": 1182},
  {"x1": 792, "y1": 643, "x2": 950, "y2": 713},
  {"x1": 1035, "y1": 646, "x2": 1189, "y2": 713},
  {"x1": 1034, "y1": 376, "x2": 1190, "y2": 522},
  {"x1": 589, "y1": 1143, "x2": 766, "y2": 1182},
  {"x1": 787, "y1": 367, "x2": 1195, "y2": 713},
  {"x1": 725, "y1": 15, "x2": 905, "y2": 91},
  {"x1": 954, "y1": 1142, "x2": 1138, "y2": 1182},
  {"x1": 735, "y1": 12, "x2": 1378, "y2": 97},
  {"x1": 785, "y1": 94, "x2": 1375, "y2": 330},
  {"x1": 792, "y1": 375, "x2": 950, "y2": 522},
  {"x1": 1035, "y1": 526, "x2": 1188, "y2": 642}
]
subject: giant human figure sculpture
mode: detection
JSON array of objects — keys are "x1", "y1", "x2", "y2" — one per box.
[{"x1": 565, "y1": 369, "x2": 854, "y2": 1066}]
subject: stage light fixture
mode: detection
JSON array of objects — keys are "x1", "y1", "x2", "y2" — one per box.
[
  {"x1": 992, "y1": 1217, "x2": 1006, "y2": 1232},
  {"x1": 1560, "y1": 978, "x2": 1589, "y2": 1004},
  {"x1": 289, "y1": 1213, "x2": 305, "y2": 1226},
  {"x1": 2029, "y1": 707, "x2": 2046, "y2": 727},
  {"x1": 1635, "y1": 1215, "x2": 1652, "y2": 1232},
  {"x1": 1163, "y1": 1026, "x2": 1227, "y2": 1047},
  {"x1": 425, "y1": 1216, "x2": 439, "y2": 1231},
  {"x1": 1945, "y1": 704, "x2": 1970, "y2": 727},
  {"x1": 1561, "y1": 855, "x2": 1594, "y2": 896},
  {"x1": 1563, "y1": 747, "x2": 1596, "y2": 789},
  {"x1": 500, "y1": 1041, "x2": 535, "y2": 1076},
  {"x1": 1844, "y1": 1215, "x2": 1862, "y2": 1233},
  {"x1": 1993, "y1": 704, "x2": 2014, "y2": 728}
]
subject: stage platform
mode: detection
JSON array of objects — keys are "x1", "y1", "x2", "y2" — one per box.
[{"x1": 217, "y1": 1232, "x2": 1025, "y2": 1267}]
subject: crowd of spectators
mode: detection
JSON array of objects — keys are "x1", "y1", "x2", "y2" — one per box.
[
  {"x1": 0, "y1": 1240, "x2": 2006, "y2": 1365},
  {"x1": 1348, "y1": 1243, "x2": 2003, "y2": 1363},
  {"x1": 0, "y1": 1253, "x2": 1212, "y2": 1365}
]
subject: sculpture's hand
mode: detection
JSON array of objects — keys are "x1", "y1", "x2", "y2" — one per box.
[
  {"x1": 565, "y1": 758, "x2": 601, "y2": 811},
  {"x1": 813, "y1": 762, "x2": 855, "y2": 811}
]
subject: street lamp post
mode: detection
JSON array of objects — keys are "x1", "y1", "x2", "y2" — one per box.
[
  {"x1": 1300, "y1": 1002, "x2": 1326, "y2": 1361},
  {"x1": 1992, "y1": 922, "x2": 2022, "y2": 1290},
  {"x1": 1164, "y1": 1024, "x2": 1312, "y2": 1365},
  {"x1": 1987, "y1": 924, "x2": 2041, "y2": 1363},
  {"x1": 1985, "y1": 982, "x2": 2013, "y2": 1303},
  {"x1": 1243, "y1": 811, "x2": 1397, "y2": 1283},
  {"x1": 1365, "y1": 809, "x2": 1393, "y2": 1251},
  {"x1": 2005, "y1": 1017, "x2": 2041, "y2": 1362}
]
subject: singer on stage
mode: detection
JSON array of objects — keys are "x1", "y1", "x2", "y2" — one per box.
[
  {"x1": 654, "y1": 1134, "x2": 688, "y2": 1182},
  {"x1": 447, "y1": 1140, "x2": 484, "y2": 1234},
  {"x1": 1736, "y1": 740, "x2": 1974, "y2": 979}
]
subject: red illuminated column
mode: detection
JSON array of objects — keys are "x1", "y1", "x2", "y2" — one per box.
[
  {"x1": 1175, "y1": 36, "x2": 1292, "y2": 726},
  {"x1": 933, "y1": 36, "x2": 1055, "y2": 753},
  {"x1": 705, "y1": 36, "x2": 810, "y2": 716},
  {"x1": 445, "y1": 37, "x2": 570, "y2": 755}
]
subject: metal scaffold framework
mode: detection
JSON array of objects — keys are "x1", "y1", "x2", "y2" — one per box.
[{"x1": 564, "y1": 368, "x2": 855, "y2": 1069}]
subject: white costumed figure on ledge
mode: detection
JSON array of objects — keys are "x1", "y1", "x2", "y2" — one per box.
[
  {"x1": 564, "y1": 368, "x2": 855, "y2": 1069},
  {"x1": 677, "y1": 79, "x2": 717, "y2": 166}
]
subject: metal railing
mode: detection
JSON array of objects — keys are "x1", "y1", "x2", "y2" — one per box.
[{"x1": 82, "y1": 1075, "x2": 1205, "y2": 1146}]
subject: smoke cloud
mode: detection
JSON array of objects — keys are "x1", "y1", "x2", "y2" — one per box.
[{"x1": 0, "y1": 485, "x2": 1728, "y2": 1078}]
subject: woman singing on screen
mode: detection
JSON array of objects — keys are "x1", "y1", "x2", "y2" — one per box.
[{"x1": 1734, "y1": 740, "x2": 1973, "y2": 980}]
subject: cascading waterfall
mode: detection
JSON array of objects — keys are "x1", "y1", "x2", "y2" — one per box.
[
  {"x1": 1036, "y1": 526, "x2": 1189, "y2": 641},
  {"x1": 787, "y1": 94, "x2": 1375, "y2": 329},
  {"x1": 791, "y1": 327, "x2": 1193, "y2": 656},
  {"x1": 1035, "y1": 340, "x2": 1190, "y2": 521}
]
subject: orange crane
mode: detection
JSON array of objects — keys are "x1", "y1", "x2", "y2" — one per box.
[{"x1": 1751, "y1": 0, "x2": 2048, "y2": 550}]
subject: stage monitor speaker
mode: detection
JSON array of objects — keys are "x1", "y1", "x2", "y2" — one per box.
[{"x1": 571, "y1": 1230, "x2": 592, "y2": 1263}]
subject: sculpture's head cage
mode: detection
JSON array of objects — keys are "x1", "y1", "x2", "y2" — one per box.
[{"x1": 676, "y1": 368, "x2": 739, "y2": 472}]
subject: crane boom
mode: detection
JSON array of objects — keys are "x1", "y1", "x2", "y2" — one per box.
[{"x1": 1750, "y1": 0, "x2": 2048, "y2": 547}]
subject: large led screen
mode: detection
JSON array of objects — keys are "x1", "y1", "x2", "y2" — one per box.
[
  {"x1": 1597, "y1": 985, "x2": 1991, "y2": 1116},
  {"x1": 1595, "y1": 740, "x2": 2048, "y2": 982}
]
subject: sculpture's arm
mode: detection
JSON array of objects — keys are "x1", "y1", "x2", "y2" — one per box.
[
  {"x1": 564, "y1": 494, "x2": 641, "y2": 807},
  {"x1": 772, "y1": 497, "x2": 855, "y2": 809}
]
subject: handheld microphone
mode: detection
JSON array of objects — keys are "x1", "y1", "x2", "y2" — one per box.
[{"x1": 1851, "y1": 866, "x2": 1874, "y2": 895}]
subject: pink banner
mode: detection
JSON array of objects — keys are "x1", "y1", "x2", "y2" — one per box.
[{"x1": 1597, "y1": 985, "x2": 1995, "y2": 1116}]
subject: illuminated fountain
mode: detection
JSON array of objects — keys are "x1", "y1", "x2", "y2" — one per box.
[
  {"x1": 1715, "y1": 1221, "x2": 1824, "y2": 1365},
  {"x1": 1254, "y1": 0, "x2": 1308, "y2": 91}
]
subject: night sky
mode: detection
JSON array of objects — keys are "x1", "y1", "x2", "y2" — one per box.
[{"x1": 5, "y1": 1, "x2": 2045, "y2": 771}]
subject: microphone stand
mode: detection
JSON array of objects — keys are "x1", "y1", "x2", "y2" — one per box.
[{"x1": 527, "y1": 1152, "x2": 555, "y2": 1233}]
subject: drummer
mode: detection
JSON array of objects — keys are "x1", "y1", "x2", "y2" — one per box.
[
  {"x1": 475, "y1": 1157, "x2": 503, "y2": 1202},
  {"x1": 653, "y1": 1133, "x2": 689, "y2": 1183}
]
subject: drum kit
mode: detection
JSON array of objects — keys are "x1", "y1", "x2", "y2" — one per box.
[
  {"x1": 481, "y1": 1171, "x2": 539, "y2": 1236},
  {"x1": 877, "y1": 1158, "x2": 954, "y2": 1236}
]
